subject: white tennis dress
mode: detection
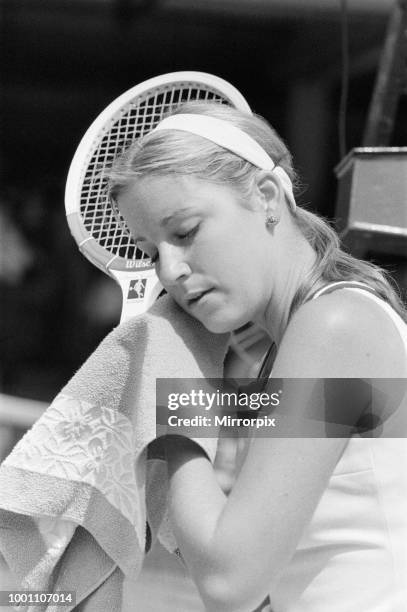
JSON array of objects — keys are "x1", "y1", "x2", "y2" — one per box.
[{"x1": 267, "y1": 282, "x2": 407, "y2": 612}]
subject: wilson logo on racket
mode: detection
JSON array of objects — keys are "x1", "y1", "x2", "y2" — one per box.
[
  {"x1": 125, "y1": 259, "x2": 154, "y2": 269},
  {"x1": 128, "y1": 279, "x2": 147, "y2": 300}
]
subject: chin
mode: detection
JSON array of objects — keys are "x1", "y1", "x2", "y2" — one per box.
[
  {"x1": 202, "y1": 321, "x2": 233, "y2": 334},
  {"x1": 200, "y1": 313, "x2": 249, "y2": 335}
]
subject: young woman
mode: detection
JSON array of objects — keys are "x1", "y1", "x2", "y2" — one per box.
[{"x1": 107, "y1": 102, "x2": 407, "y2": 612}]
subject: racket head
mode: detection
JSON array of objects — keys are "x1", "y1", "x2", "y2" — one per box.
[
  {"x1": 65, "y1": 71, "x2": 251, "y2": 274},
  {"x1": 65, "y1": 71, "x2": 251, "y2": 320}
]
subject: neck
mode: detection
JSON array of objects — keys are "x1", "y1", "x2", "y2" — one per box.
[{"x1": 256, "y1": 234, "x2": 319, "y2": 346}]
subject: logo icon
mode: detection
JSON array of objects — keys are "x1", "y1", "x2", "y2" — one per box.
[{"x1": 128, "y1": 279, "x2": 147, "y2": 300}]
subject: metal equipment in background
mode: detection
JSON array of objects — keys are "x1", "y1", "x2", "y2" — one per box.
[{"x1": 335, "y1": 0, "x2": 407, "y2": 257}]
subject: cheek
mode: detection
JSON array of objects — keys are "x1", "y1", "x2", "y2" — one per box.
[
  {"x1": 202, "y1": 230, "x2": 245, "y2": 272},
  {"x1": 223, "y1": 249, "x2": 271, "y2": 316}
]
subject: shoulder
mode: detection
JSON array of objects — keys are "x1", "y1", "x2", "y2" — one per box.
[{"x1": 273, "y1": 289, "x2": 406, "y2": 377}]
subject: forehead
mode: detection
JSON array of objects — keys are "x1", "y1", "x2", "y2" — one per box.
[
  {"x1": 122, "y1": 174, "x2": 195, "y2": 209},
  {"x1": 118, "y1": 174, "x2": 238, "y2": 228}
]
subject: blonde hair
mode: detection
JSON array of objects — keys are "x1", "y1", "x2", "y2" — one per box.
[{"x1": 107, "y1": 101, "x2": 407, "y2": 322}]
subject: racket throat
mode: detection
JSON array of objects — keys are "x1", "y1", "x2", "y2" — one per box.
[{"x1": 113, "y1": 270, "x2": 163, "y2": 322}]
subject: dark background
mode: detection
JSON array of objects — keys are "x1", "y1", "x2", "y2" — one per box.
[{"x1": 1, "y1": 0, "x2": 406, "y2": 403}]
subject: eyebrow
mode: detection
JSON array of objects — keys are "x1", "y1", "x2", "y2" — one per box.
[{"x1": 161, "y1": 207, "x2": 194, "y2": 227}]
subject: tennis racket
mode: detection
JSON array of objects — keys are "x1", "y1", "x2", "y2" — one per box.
[{"x1": 65, "y1": 71, "x2": 251, "y2": 323}]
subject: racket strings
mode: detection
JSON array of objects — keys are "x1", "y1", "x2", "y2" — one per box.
[{"x1": 80, "y1": 83, "x2": 227, "y2": 261}]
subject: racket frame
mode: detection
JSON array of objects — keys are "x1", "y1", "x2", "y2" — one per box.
[{"x1": 65, "y1": 71, "x2": 251, "y2": 321}]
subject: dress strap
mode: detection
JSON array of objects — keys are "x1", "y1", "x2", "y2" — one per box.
[
  {"x1": 257, "y1": 342, "x2": 277, "y2": 380},
  {"x1": 257, "y1": 281, "x2": 381, "y2": 380},
  {"x1": 308, "y1": 281, "x2": 380, "y2": 301}
]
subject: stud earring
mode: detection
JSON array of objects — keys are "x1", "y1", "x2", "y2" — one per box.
[{"x1": 265, "y1": 214, "x2": 277, "y2": 228}]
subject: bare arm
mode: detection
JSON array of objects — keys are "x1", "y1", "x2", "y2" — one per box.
[{"x1": 165, "y1": 291, "x2": 405, "y2": 612}]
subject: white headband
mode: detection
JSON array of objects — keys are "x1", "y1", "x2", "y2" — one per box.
[{"x1": 152, "y1": 113, "x2": 296, "y2": 211}]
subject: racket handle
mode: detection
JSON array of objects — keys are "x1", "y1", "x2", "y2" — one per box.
[{"x1": 112, "y1": 270, "x2": 163, "y2": 322}]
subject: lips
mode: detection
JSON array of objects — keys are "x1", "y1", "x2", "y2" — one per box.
[{"x1": 186, "y1": 289, "x2": 213, "y2": 306}]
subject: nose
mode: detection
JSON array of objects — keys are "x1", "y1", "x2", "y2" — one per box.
[{"x1": 157, "y1": 244, "x2": 191, "y2": 287}]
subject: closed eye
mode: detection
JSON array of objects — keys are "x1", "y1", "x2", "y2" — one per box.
[
  {"x1": 175, "y1": 225, "x2": 200, "y2": 241},
  {"x1": 144, "y1": 224, "x2": 200, "y2": 265}
]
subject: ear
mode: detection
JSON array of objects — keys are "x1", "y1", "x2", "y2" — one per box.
[{"x1": 253, "y1": 170, "x2": 282, "y2": 217}]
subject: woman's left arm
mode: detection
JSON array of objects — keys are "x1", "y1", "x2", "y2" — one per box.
[{"x1": 165, "y1": 292, "x2": 406, "y2": 612}]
